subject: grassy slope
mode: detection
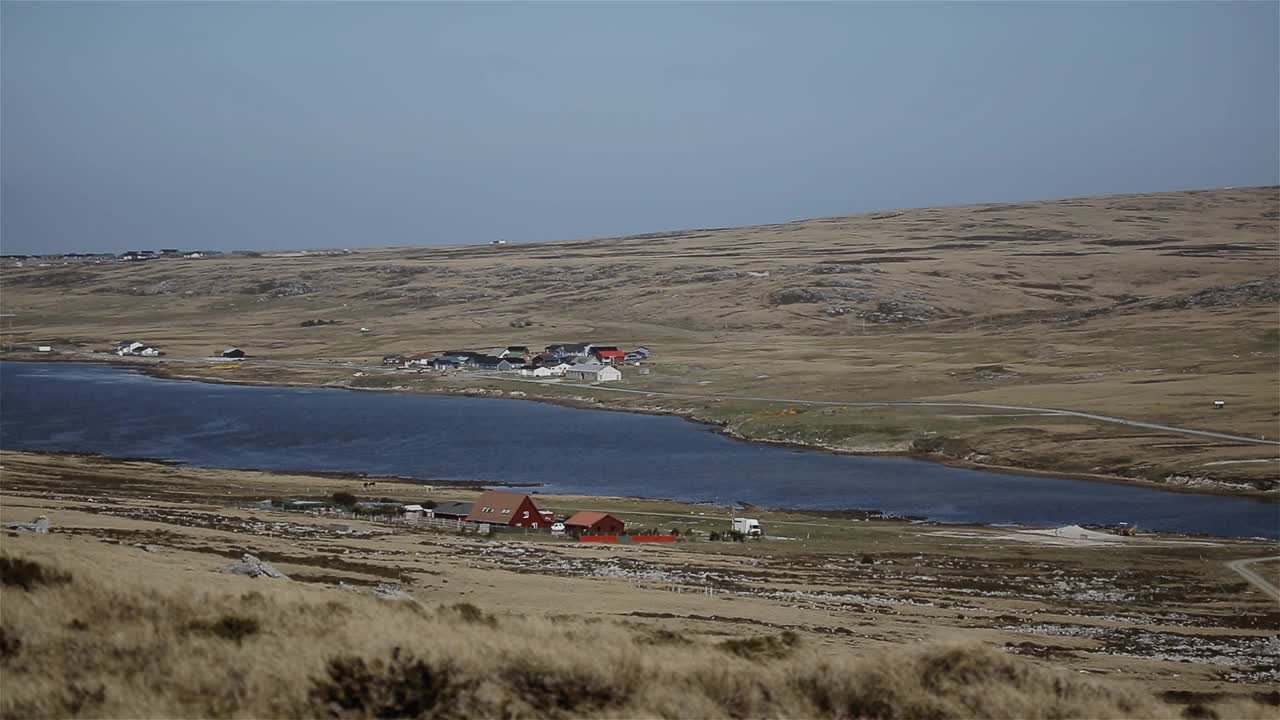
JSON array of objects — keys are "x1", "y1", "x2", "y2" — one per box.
[
  {"x1": 2, "y1": 450, "x2": 1278, "y2": 717},
  {"x1": 3, "y1": 546, "x2": 1273, "y2": 720},
  {"x1": 2, "y1": 187, "x2": 1278, "y2": 491}
]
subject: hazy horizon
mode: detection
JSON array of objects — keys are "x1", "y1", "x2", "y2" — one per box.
[{"x1": 3, "y1": 1, "x2": 1277, "y2": 255}]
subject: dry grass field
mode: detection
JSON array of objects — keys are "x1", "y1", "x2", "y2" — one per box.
[
  {"x1": 3, "y1": 187, "x2": 1279, "y2": 492},
  {"x1": 2, "y1": 451, "x2": 1277, "y2": 717}
]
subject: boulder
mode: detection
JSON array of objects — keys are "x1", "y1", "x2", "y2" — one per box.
[
  {"x1": 222, "y1": 553, "x2": 289, "y2": 580},
  {"x1": 4, "y1": 515, "x2": 50, "y2": 533}
]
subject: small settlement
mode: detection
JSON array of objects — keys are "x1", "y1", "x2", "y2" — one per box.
[
  {"x1": 274, "y1": 489, "x2": 659, "y2": 542},
  {"x1": 381, "y1": 343, "x2": 650, "y2": 384}
]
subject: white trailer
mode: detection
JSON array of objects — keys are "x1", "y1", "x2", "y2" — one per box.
[{"x1": 732, "y1": 517, "x2": 763, "y2": 537}]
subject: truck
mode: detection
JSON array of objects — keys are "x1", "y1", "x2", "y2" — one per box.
[{"x1": 732, "y1": 517, "x2": 763, "y2": 537}]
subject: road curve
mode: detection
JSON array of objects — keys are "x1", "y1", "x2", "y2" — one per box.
[{"x1": 1226, "y1": 556, "x2": 1280, "y2": 602}]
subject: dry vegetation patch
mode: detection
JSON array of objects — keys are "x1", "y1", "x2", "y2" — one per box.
[{"x1": 1, "y1": 551, "x2": 1275, "y2": 719}]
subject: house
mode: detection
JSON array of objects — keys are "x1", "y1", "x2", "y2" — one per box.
[
  {"x1": 382, "y1": 354, "x2": 406, "y2": 366},
  {"x1": 221, "y1": 348, "x2": 246, "y2": 359},
  {"x1": 405, "y1": 352, "x2": 435, "y2": 367},
  {"x1": 403, "y1": 504, "x2": 426, "y2": 521},
  {"x1": 518, "y1": 365, "x2": 555, "y2": 378},
  {"x1": 429, "y1": 357, "x2": 462, "y2": 370},
  {"x1": 495, "y1": 359, "x2": 521, "y2": 371},
  {"x1": 593, "y1": 349, "x2": 626, "y2": 365},
  {"x1": 465, "y1": 491, "x2": 550, "y2": 529},
  {"x1": 563, "y1": 511, "x2": 625, "y2": 537},
  {"x1": 633, "y1": 346, "x2": 651, "y2": 358},
  {"x1": 504, "y1": 346, "x2": 530, "y2": 357},
  {"x1": 565, "y1": 363, "x2": 622, "y2": 383},
  {"x1": 116, "y1": 341, "x2": 147, "y2": 356},
  {"x1": 545, "y1": 343, "x2": 589, "y2": 357},
  {"x1": 547, "y1": 361, "x2": 574, "y2": 376},
  {"x1": 430, "y1": 501, "x2": 473, "y2": 520}
]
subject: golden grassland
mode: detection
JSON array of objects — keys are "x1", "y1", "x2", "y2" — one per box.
[
  {"x1": 3, "y1": 187, "x2": 1278, "y2": 493},
  {"x1": 1, "y1": 451, "x2": 1277, "y2": 718},
  {"x1": 5, "y1": 547, "x2": 1273, "y2": 720}
]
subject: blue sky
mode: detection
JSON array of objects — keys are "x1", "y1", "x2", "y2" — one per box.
[{"x1": 2, "y1": 1, "x2": 1277, "y2": 254}]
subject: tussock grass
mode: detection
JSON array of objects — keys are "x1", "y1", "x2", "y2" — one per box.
[{"x1": 0, "y1": 551, "x2": 1269, "y2": 719}]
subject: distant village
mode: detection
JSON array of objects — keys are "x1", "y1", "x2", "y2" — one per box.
[
  {"x1": 1, "y1": 248, "x2": 223, "y2": 266},
  {"x1": 381, "y1": 343, "x2": 652, "y2": 383},
  {"x1": 107, "y1": 340, "x2": 651, "y2": 384}
]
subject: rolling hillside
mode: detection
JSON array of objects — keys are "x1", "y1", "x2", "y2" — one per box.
[{"x1": 3, "y1": 186, "x2": 1277, "y2": 491}]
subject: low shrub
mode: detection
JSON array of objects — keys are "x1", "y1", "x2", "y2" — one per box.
[
  {"x1": 0, "y1": 556, "x2": 70, "y2": 591},
  {"x1": 718, "y1": 630, "x2": 800, "y2": 660},
  {"x1": 188, "y1": 614, "x2": 261, "y2": 644},
  {"x1": 309, "y1": 648, "x2": 460, "y2": 718}
]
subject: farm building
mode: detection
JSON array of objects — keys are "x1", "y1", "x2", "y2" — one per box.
[
  {"x1": 518, "y1": 365, "x2": 555, "y2": 378},
  {"x1": 593, "y1": 349, "x2": 626, "y2": 365},
  {"x1": 565, "y1": 363, "x2": 622, "y2": 383},
  {"x1": 465, "y1": 491, "x2": 553, "y2": 529},
  {"x1": 430, "y1": 501, "x2": 473, "y2": 520},
  {"x1": 563, "y1": 511, "x2": 625, "y2": 537},
  {"x1": 221, "y1": 348, "x2": 246, "y2": 359}
]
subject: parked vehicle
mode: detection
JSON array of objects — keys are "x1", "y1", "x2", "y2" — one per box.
[
  {"x1": 732, "y1": 517, "x2": 763, "y2": 537},
  {"x1": 551, "y1": 522, "x2": 566, "y2": 535}
]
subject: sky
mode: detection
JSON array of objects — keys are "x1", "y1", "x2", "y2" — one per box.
[{"x1": 2, "y1": 1, "x2": 1277, "y2": 255}]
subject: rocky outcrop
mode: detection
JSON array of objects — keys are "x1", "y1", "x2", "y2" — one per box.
[{"x1": 222, "y1": 553, "x2": 289, "y2": 580}]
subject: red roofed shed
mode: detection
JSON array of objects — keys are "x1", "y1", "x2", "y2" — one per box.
[
  {"x1": 563, "y1": 511, "x2": 625, "y2": 537},
  {"x1": 594, "y1": 350, "x2": 626, "y2": 364}
]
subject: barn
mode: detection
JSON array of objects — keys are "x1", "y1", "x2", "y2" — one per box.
[
  {"x1": 563, "y1": 511, "x2": 625, "y2": 537},
  {"x1": 465, "y1": 490, "x2": 551, "y2": 529}
]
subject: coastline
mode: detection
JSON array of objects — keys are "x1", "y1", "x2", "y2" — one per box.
[{"x1": 3, "y1": 352, "x2": 1276, "y2": 502}]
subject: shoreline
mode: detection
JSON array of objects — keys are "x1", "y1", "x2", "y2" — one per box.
[
  {"x1": 5, "y1": 448, "x2": 1271, "y2": 542},
  {"x1": 3, "y1": 352, "x2": 1276, "y2": 503}
]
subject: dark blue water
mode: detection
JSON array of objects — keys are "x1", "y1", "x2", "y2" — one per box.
[{"x1": 2, "y1": 362, "x2": 1276, "y2": 538}]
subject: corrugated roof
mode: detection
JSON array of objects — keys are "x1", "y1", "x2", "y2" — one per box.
[
  {"x1": 564, "y1": 511, "x2": 620, "y2": 528},
  {"x1": 465, "y1": 490, "x2": 542, "y2": 524}
]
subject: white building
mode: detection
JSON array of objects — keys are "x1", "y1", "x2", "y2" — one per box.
[
  {"x1": 546, "y1": 362, "x2": 573, "y2": 376},
  {"x1": 565, "y1": 363, "x2": 621, "y2": 383},
  {"x1": 518, "y1": 366, "x2": 555, "y2": 378}
]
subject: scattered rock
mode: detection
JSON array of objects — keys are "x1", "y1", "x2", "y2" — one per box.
[
  {"x1": 768, "y1": 286, "x2": 873, "y2": 306},
  {"x1": 862, "y1": 299, "x2": 938, "y2": 323},
  {"x1": 768, "y1": 287, "x2": 827, "y2": 305},
  {"x1": 371, "y1": 583, "x2": 416, "y2": 602},
  {"x1": 1146, "y1": 276, "x2": 1279, "y2": 310},
  {"x1": 4, "y1": 515, "x2": 50, "y2": 534},
  {"x1": 222, "y1": 553, "x2": 289, "y2": 580}
]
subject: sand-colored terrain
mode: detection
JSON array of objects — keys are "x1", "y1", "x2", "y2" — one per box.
[
  {"x1": 2, "y1": 450, "x2": 1277, "y2": 715},
  {"x1": 3, "y1": 187, "x2": 1278, "y2": 492}
]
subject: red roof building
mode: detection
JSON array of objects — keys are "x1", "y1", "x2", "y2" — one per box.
[
  {"x1": 465, "y1": 490, "x2": 550, "y2": 529},
  {"x1": 593, "y1": 350, "x2": 626, "y2": 365},
  {"x1": 563, "y1": 511, "x2": 625, "y2": 537}
]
